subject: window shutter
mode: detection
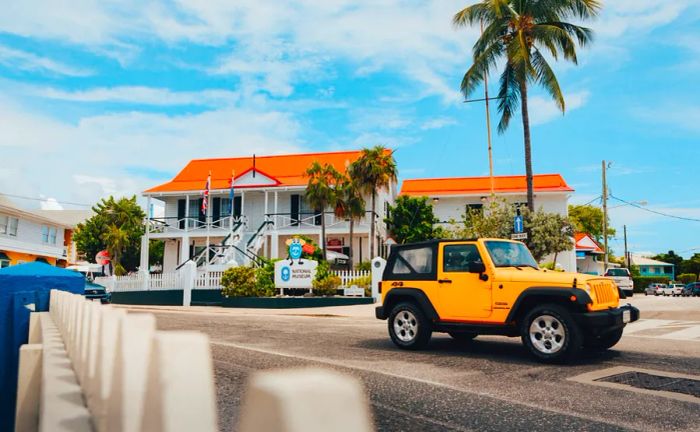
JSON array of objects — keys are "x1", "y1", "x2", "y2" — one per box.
[
  {"x1": 177, "y1": 199, "x2": 185, "y2": 229},
  {"x1": 212, "y1": 198, "x2": 221, "y2": 227}
]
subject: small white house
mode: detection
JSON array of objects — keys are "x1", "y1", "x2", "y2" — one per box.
[{"x1": 399, "y1": 173, "x2": 577, "y2": 272}]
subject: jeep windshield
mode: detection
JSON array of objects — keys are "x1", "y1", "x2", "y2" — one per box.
[{"x1": 485, "y1": 241, "x2": 539, "y2": 269}]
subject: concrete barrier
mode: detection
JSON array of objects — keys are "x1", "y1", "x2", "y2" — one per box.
[{"x1": 15, "y1": 289, "x2": 375, "y2": 432}]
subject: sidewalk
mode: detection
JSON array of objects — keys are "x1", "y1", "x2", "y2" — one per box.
[{"x1": 114, "y1": 303, "x2": 378, "y2": 320}]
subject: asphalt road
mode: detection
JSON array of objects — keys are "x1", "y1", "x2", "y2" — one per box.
[{"x1": 131, "y1": 296, "x2": 700, "y2": 432}]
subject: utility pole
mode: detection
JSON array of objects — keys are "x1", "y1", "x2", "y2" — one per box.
[
  {"x1": 602, "y1": 160, "x2": 608, "y2": 271},
  {"x1": 623, "y1": 225, "x2": 629, "y2": 268},
  {"x1": 481, "y1": 20, "x2": 495, "y2": 195}
]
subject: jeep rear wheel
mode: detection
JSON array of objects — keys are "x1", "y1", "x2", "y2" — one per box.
[
  {"x1": 521, "y1": 304, "x2": 582, "y2": 363},
  {"x1": 388, "y1": 302, "x2": 432, "y2": 350}
]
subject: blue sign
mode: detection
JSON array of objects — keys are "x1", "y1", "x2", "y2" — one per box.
[
  {"x1": 281, "y1": 266, "x2": 291, "y2": 282},
  {"x1": 289, "y1": 242, "x2": 303, "y2": 260},
  {"x1": 514, "y1": 215, "x2": 524, "y2": 234}
]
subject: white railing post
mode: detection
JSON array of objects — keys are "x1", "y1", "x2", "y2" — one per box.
[
  {"x1": 140, "y1": 332, "x2": 218, "y2": 432},
  {"x1": 181, "y1": 261, "x2": 196, "y2": 306},
  {"x1": 371, "y1": 257, "x2": 386, "y2": 302},
  {"x1": 238, "y1": 369, "x2": 373, "y2": 432}
]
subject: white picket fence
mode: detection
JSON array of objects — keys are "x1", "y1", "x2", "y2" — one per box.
[
  {"x1": 14, "y1": 290, "x2": 374, "y2": 432},
  {"x1": 334, "y1": 270, "x2": 370, "y2": 288},
  {"x1": 95, "y1": 271, "x2": 222, "y2": 293},
  {"x1": 96, "y1": 269, "x2": 369, "y2": 293}
]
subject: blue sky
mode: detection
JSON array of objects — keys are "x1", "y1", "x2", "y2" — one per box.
[{"x1": 0, "y1": 1, "x2": 698, "y2": 257}]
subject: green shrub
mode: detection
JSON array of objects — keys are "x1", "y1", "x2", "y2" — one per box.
[
  {"x1": 632, "y1": 276, "x2": 671, "y2": 293},
  {"x1": 221, "y1": 266, "x2": 275, "y2": 298},
  {"x1": 254, "y1": 259, "x2": 279, "y2": 297},
  {"x1": 677, "y1": 273, "x2": 698, "y2": 284},
  {"x1": 312, "y1": 261, "x2": 340, "y2": 296},
  {"x1": 540, "y1": 262, "x2": 564, "y2": 272},
  {"x1": 355, "y1": 261, "x2": 371, "y2": 271},
  {"x1": 348, "y1": 274, "x2": 372, "y2": 296}
]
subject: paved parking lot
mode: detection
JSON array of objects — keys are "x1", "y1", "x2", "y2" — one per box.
[{"x1": 126, "y1": 295, "x2": 700, "y2": 432}]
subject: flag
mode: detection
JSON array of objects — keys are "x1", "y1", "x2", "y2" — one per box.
[
  {"x1": 228, "y1": 170, "x2": 235, "y2": 214},
  {"x1": 201, "y1": 172, "x2": 211, "y2": 215}
]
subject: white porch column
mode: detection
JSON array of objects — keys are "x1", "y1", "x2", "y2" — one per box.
[
  {"x1": 180, "y1": 236, "x2": 190, "y2": 265},
  {"x1": 139, "y1": 197, "x2": 151, "y2": 290},
  {"x1": 274, "y1": 191, "x2": 278, "y2": 228},
  {"x1": 241, "y1": 191, "x2": 246, "y2": 228},
  {"x1": 271, "y1": 232, "x2": 279, "y2": 259}
]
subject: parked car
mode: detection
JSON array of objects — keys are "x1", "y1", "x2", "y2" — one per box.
[
  {"x1": 662, "y1": 284, "x2": 684, "y2": 297},
  {"x1": 604, "y1": 268, "x2": 634, "y2": 297},
  {"x1": 682, "y1": 282, "x2": 700, "y2": 297},
  {"x1": 644, "y1": 283, "x2": 666, "y2": 296},
  {"x1": 85, "y1": 280, "x2": 111, "y2": 303}
]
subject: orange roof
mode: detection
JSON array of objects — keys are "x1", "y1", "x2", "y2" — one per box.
[
  {"x1": 400, "y1": 174, "x2": 573, "y2": 197},
  {"x1": 144, "y1": 149, "x2": 386, "y2": 193}
]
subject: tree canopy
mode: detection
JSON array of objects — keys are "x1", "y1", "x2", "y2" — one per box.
[
  {"x1": 568, "y1": 204, "x2": 615, "y2": 241},
  {"x1": 385, "y1": 196, "x2": 438, "y2": 244},
  {"x1": 73, "y1": 196, "x2": 145, "y2": 274}
]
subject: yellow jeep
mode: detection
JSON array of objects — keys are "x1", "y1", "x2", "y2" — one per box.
[{"x1": 375, "y1": 238, "x2": 639, "y2": 362}]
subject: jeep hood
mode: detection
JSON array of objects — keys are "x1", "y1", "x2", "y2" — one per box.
[{"x1": 494, "y1": 268, "x2": 604, "y2": 286}]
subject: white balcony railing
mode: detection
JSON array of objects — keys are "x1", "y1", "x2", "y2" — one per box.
[{"x1": 148, "y1": 216, "x2": 247, "y2": 235}]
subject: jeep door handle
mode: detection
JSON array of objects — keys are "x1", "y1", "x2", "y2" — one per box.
[{"x1": 438, "y1": 279, "x2": 452, "y2": 284}]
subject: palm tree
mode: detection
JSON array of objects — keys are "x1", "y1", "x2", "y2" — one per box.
[
  {"x1": 350, "y1": 146, "x2": 398, "y2": 259},
  {"x1": 305, "y1": 162, "x2": 342, "y2": 261},
  {"x1": 334, "y1": 174, "x2": 366, "y2": 268},
  {"x1": 454, "y1": 0, "x2": 600, "y2": 211},
  {"x1": 102, "y1": 224, "x2": 128, "y2": 275}
]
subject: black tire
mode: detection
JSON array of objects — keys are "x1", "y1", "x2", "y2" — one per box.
[
  {"x1": 388, "y1": 302, "x2": 432, "y2": 350},
  {"x1": 586, "y1": 328, "x2": 624, "y2": 351},
  {"x1": 520, "y1": 304, "x2": 583, "y2": 363},
  {"x1": 448, "y1": 331, "x2": 477, "y2": 342}
]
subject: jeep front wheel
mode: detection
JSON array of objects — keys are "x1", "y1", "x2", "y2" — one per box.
[
  {"x1": 521, "y1": 304, "x2": 582, "y2": 363},
  {"x1": 388, "y1": 302, "x2": 432, "y2": 350}
]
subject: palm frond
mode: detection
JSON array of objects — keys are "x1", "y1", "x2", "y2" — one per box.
[
  {"x1": 531, "y1": 49, "x2": 565, "y2": 112},
  {"x1": 539, "y1": 21, "x2": 593, "y2": 47},
  {"x1": 530, "y1": 0, "x2": 602, "y2": 20},
  {"x1": 461, "y1": 41, "x2": 503, "y2": 98},
  {"x1": 496, "y1": 61, "x2": 521, "y2": 133},
  {"x1": 531, "y1": 24, "x2": 578, "y2": 63}
]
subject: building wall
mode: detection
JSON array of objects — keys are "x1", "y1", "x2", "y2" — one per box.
[
  {"x1": 431, "y1": 193, "x2": 569, "y2": 223},
  {"x1": 0, "y1": 212, "x2": 67, "y2": 266},
  {"x1": 576, "y1": 255, "x2": 604, "y2": 275}
]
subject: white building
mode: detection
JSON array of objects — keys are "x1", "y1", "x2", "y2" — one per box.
[
  {"x1": 0, "y1": 196, "x2": 74, "y2": 268},
  {"x1": 141, "y1": 150, "x2": 396, "y2": 273},
  {"x1": 399, "y1": 174, "x2": 577, "y2": 272}
]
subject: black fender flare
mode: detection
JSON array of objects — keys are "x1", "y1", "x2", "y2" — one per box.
[
  {"x1": 505, "y1": 287, "x2": 592, "y2": 323},
  {"x1": 380, "y1": 288, "x2": 439, "y2": 321}
]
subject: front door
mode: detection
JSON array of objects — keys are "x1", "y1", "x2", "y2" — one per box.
[{"x1": 438, "y1": 242, "x2": 492, "y2": 319}]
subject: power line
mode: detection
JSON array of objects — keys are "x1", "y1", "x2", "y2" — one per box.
[
  {"x1": 0, "y1": 192, "x2": 92, "y2": 208},
  {"x1": 609, "y1": 194, "x2": 700, "y2": 223}
]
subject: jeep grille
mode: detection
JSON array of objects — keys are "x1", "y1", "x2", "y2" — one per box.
[{"x1": 590, "y1": 280, "x2": 617, "y2": 304}]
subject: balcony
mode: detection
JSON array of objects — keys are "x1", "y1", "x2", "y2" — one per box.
[
  {"x1": 148, "y1": 216, "x2": 246, "y2": 238},
  {"x1": 266, "y1": 211, "x2": 374, "y2": 233}
]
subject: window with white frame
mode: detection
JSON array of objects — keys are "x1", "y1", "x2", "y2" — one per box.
[
  {"x1": 42, "y1": 225, "x2": 58, "y2": 244},
  {"x1": 0, "y1": 214, "x2": 19, "y2": 236}
]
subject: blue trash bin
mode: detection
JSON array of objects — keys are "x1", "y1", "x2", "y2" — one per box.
[{"x1": 0, "y1": 262, "x2": 84, "y2": 431}]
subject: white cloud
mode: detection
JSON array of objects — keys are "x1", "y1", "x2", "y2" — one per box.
[
  {"x1": 0, "y1": 45, "x2": 91, "y2": 77},
  {"x1": 0, "y1": 96, "x2": 304, "y2": 207},
  {"x1": 529, "y1": 90, "x2": 590, "y2": 126},
  {"x1": 40, "y1": 197, "x2": 64, "y2": 210},
  {"x1": 421, "y1": 117, "x2": 457, "y2": 130},
  {"x1": 634, "y1": 103, "x2": 700, "y2": 134},
  {"x1": 34, "y1": 86, "x2": 239, "y2": 107}
]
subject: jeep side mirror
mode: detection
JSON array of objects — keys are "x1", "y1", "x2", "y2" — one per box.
[{"x1": 468, "y1": 262, "x2": 486, "y2": 274}]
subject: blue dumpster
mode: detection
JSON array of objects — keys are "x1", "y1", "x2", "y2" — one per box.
[{"x1": 0, "y1": 262, "x2": 85, "y2": 431}]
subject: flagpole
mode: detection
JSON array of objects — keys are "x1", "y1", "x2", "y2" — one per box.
[{"x1": 229, "y1": 170, "x2": 235, "y2": 232}]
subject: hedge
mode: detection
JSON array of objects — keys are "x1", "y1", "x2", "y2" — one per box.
[
  {"x1": 677, "y1": 273, "x2": 698, "y2": 284},
  {"x1": 632, "y1": 276, "x2": 671, "y2": 293}
]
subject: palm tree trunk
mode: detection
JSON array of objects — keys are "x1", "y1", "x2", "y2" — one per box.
[
  {"x1": 370, "y1": 192, "x2": 376, "y2": 259},
  {"x1": 349, "y1": 218, "x2": 354, "y2": 269},
  {"x1": 321, "y1": 208, "x2": 327, "y2": 261},
  {"x1": 520, "y1": 80, "x2": 535, "y2": 212}
]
